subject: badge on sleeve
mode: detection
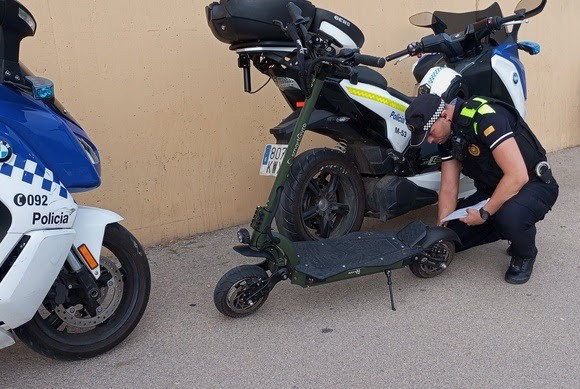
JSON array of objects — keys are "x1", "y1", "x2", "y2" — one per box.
[{"x1": 0, "y1": 141, "x2": 13, "y2": 162}]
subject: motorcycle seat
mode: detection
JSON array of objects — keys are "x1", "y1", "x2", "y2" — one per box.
[{"x1": 355, "y1": 66, "x2": 388, "y2": 90}]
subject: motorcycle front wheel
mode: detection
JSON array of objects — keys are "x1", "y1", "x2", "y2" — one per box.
[{"x1": 14, "y1": 223, "x2": 151, "y2": 360}]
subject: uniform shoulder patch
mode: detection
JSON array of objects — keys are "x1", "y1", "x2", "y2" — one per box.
[{"x1": 483, "y1": 125, "x2": 496, "y2": 137}]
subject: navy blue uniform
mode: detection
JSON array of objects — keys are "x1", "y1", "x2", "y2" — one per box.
[{"x1": 439, "y1": 98, "x2": 558, "y2": 259}]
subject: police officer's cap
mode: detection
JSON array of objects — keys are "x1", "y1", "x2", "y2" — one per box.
[{"x1": 405, "y1": 93, "x2": 445, "y2": 148}]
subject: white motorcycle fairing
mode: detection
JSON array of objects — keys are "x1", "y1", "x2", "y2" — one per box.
[
  {"x1": 0, "y1": 206, "x2": 123, "y2": 333},
  {"x1": 0, "y1": 150, "x2": 124, "y2": 332},
  {"x1": 339, "y1": 79, "x2": 476, "y2": 200},
  {"x1": 72, "y1": 206, "x2": 124, "y2": 278},
  {"x1": 490, "y1": 54, "x2": 527, "y2": 118},
  {"x1": 339, "y1": 80, "x2": 410, "y2": 153}
]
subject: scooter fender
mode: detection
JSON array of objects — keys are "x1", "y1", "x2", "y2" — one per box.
[
  {"x1": 418, "y1": 226, "x2": 461, "y2": 249},
  {"x1": 72, "y1": 206, "x2": 123, "y2": 279}
]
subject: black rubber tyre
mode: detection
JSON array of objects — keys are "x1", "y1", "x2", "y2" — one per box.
[
  {"x1": 214, "y1": 265, "x2": 270, "y2": 318},
  {"x1": 14, "y1": 223, "x2": 151, "y2": 360},
  {"x1": 409, "y1": 241, "x2": 455, "y2": 278},
  {"x1": 275, "y1": 148, "x2": 366, "y2": 241}
]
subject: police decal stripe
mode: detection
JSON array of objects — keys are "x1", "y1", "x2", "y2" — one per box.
[
  {"x1": 345, "y1": 87, "x2": 407, "y2": 112},
  {"x1": 0, "y1": 153, "x2": 68, "y2": 198}
]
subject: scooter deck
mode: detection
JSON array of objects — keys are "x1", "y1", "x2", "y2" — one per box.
[{"x1": 294, "y1": 221, "x2": 427, "y2": 280}]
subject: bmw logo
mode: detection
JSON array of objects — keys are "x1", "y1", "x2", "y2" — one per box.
[
  {"x1": 513, "y1": 73, "x2": 519, "y2": 84},
  {"x1": 0, "y1": 141, "x2": 13, "y2": 162}
]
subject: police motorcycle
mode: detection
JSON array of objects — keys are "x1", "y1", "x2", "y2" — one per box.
[
  {"x1": 388, "y1": 0, "x2": 547, "y2": 120},
  {"x1": 210, "y1": 2, "x2": 461, "y2": 316},
  {"x1": 0, "y1": 0, "x2": 150, "y2": 359},
  {"x1": 207, "y1": 0, "x2": 476, "y2": 242}
]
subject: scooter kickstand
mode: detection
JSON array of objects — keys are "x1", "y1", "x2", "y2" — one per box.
[{"x1": 384, "y1": 270, "x2": 396, "y2": 311}]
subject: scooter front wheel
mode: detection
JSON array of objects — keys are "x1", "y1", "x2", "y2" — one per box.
[
  {"x1": 409, "y1": 241, "x2": 455, "y2": 278},
  {"x1": 14, "y1": 223, "x2": 151, "y2": 360},
  {"x1": 214, "y1": 265, "x2": 270, "y2": 318}
]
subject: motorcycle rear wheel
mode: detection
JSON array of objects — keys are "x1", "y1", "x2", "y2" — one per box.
[
  {"x1": 275, "y1": 148, "x2": 366, "y2": 241},
  {"x1": 14, "y1": 223, "x2": 151, "y2": 360}
]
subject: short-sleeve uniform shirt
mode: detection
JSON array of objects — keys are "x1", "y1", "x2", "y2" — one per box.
[{"x1": 438, "y1": 98, "x2": 518, "y2": 194}]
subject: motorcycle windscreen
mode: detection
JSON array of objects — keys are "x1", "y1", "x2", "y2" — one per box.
[{"x1": 434, "y1": 2, "x2": 508, "y2": 44}]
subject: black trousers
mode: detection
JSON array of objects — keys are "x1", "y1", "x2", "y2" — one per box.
[{"x1": 447, "y1": 179, "x2": 559, "y2": 259}]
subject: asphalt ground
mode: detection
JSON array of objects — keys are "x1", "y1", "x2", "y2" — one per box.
[{"x1": 1, "y1": 147, "x2": 579, "y2": 388}]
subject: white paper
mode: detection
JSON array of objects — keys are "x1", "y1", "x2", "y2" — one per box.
[{"x1": 441, "y1": 199, "x2": 490, "y2": 222}]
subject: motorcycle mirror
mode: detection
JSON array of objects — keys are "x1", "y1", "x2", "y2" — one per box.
[
  {"x1": 409, "y1": 12, "x2": 436, "y2": 27},
  {"x1": 514, "y1": 0, "x2": 547, "y2": 18}
]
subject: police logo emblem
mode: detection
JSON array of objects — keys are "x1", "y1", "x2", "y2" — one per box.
[
  {"x1": 468, "y1": 144, "x2": 481, "y2": 157},
  {"x1": 0, "y1": 141, "x2": 13, "y2": 162}
]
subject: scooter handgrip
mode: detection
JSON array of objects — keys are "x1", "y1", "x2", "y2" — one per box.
[
  {"x1": 354, "y1": 53, "x2": 386, "y2": 68},
  {"x1": 386, "y1": 48, "x2": 409, "y2": 62},
  {"x1": 286, "y1": 2, "x2": 305, "y2": 24}
]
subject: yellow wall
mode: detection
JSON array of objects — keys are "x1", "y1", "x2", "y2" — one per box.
[{"x1": 20, "y1": 1, "x2": 580, "y2": 245}]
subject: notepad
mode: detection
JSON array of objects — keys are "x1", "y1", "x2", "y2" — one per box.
[{"x1": 441, "y1": 199, "x2": 490, "y2": 222}]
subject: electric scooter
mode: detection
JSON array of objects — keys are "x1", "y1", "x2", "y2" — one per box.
[{"x1": 213, "y1": 3, "x2": 459, "y2": 317}]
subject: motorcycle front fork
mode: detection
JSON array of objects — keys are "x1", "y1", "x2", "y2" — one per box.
[{"x1": 65, "y1": 248, "x2": 101, "y2": 306}]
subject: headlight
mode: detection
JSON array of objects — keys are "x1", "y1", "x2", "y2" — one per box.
[{"x1": 76, "y1": 136, "x2": 100, "y2": 165}]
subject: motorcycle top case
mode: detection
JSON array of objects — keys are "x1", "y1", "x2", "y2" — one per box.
[{"x1": 206, "y1": 0, "x2": 316, "y2": 44}]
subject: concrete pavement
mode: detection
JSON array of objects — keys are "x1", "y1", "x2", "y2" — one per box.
[{"x1": 1, "y1": 147, "x2": 579, "y2": 388}]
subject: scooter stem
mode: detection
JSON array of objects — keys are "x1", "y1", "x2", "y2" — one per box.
[{"x1": 250, "y1": 78, "x2": 325, "y2": 249}]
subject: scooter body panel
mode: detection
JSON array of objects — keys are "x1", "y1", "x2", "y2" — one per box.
[
  {"x1": 0, "y1": 229, "x2": 75, "y2": 328},
  {"x1": 407, "y1": 171, "x2": 476, "y2": 199},
  {"x1": 339, "y1": 80, "x2": 410, "y2": 153},
  {"x1": 491, "y1": 44, "x2": 527, "y2": 118}
]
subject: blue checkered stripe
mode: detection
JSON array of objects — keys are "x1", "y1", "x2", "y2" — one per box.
[
  {"x1": 427, "y1": 67, "x2": 444, "y2": 85},
  {"x1": 0, "y1": 154, "x2": 68, "y2": 198}
]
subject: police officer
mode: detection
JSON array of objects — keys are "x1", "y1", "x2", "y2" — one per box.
[{"x1": 405, "y1": 93, "x2": 558, "y2": 284}]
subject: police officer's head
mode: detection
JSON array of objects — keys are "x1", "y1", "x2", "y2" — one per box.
[{"x1": 405, "y1": 94, "x2": 455, "y2": 147}]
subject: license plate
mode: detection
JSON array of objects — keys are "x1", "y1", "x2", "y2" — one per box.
[{"x1": 260, "y1": 144, "x2": 288, "y2": 176}]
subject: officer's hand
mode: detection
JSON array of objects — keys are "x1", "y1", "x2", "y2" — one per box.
[{"x1": 460, "y1": 208, "x2": 485, "y2": 226}]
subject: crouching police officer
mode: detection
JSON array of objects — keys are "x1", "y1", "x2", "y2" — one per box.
[{"x1": 405, "y1": 94, "x2": 558, "y2": 284}]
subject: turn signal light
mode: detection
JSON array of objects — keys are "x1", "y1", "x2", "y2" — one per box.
[{"x1": 78, "y1": 244, "x2": 98, "y2": 270}]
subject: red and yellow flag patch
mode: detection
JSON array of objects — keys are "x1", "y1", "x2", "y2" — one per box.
[{"x1": 483, "y1": 125, "x2": 496, "y2": 137}]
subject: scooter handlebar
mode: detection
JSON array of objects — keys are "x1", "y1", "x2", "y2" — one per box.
[
  {"x1": 286, "y1": 2, "x2": 305, "y2": 24},
  {"x1": 353, "y1": 53, "x2": 386, "y2": 68}
]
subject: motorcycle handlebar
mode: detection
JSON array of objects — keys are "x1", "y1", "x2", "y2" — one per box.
[
  {"x1": 354, "y1": 53, "x2": 386, "y2": 68},
  {"x1": 386, "y1": 48, "x2": 410, "y2": 62},
  {"x1": 286, "y1": 2, "x2": 305, "y2": 24}
]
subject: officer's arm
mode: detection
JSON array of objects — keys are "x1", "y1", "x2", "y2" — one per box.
[
  {"x1": 438, "y1": 159, "x2": 462, "y2": 226},
  {"x1": 485, "y1": 138, "x2": 529, "y2": 215}
]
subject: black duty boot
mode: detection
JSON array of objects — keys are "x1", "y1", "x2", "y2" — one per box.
[{"x1": 505, "y1": 256, "x2": 536, "y2": 284}]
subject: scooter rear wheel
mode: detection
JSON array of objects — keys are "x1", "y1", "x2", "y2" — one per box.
[
  {"x1": 14, "y1": 223, "x2": 151, "y2": 360},
  {"x1": 214, "y1": 265, "x2": 269, "y2": 318},
  {"x1": 409, "y1": 241, "x2": 455, "y2": 278}
]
